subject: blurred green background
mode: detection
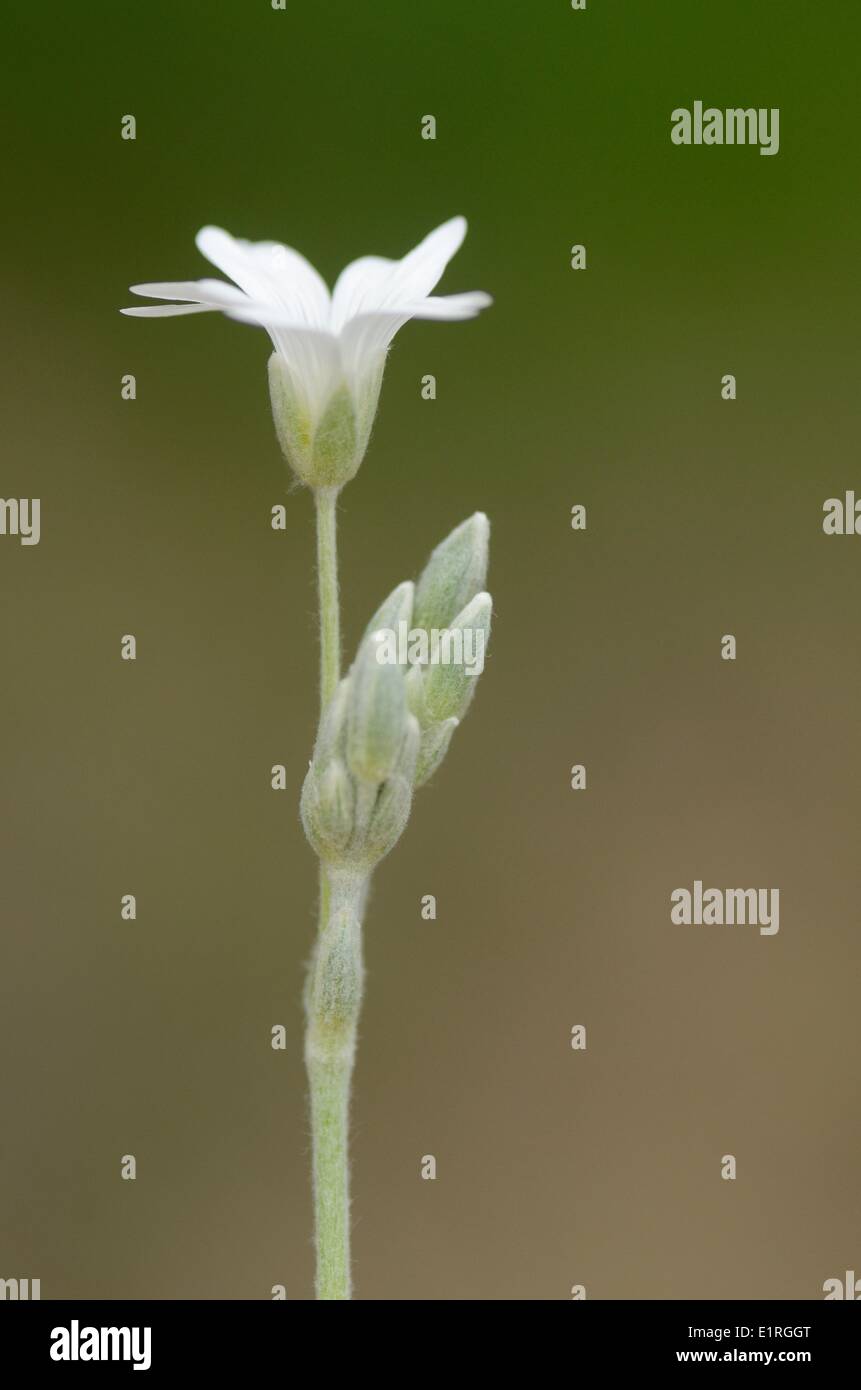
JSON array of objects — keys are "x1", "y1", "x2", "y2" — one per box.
[{"x1": 1, "y1": 0, "x2": 859, "y2": 1299}]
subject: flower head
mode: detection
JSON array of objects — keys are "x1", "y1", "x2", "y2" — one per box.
[{"x1": 122, "y1": 217, "x2": 491, "y2": 487}]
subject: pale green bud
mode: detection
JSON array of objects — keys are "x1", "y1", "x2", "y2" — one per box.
[
  {"x1": 365, "y1": 715, "x2": 420, "y2": 861},
  {"x1": 300, "y1": 757, "x2": 355, "y2": 859},
  {"x1": 423, "y1": 591, "x2": 492, "y2": 723},
  {"x1": 413, "y1": 512, "x2": 490, "y2": 633},
  {"x1": 415, "y1": 716, "x2": 459, "y2": 787},
  {"x1": 346, "y1": 632, "x2": 408, "y2": 784},
  {"x1": 360, "y1": 580, "x2": 414, "y2": 654},
  {"x1": 397, "y1": 711, "x2": 422, "y2": 782},
  {"x1": 313, "y1": 675, "x2": 351, "y2": 768},
  {"x1": 406, "y1": 642, "x2": 468, "y2": 787},
  {"x1": 268, "y1": 353, "x2": 384, "y2": 490},
  {"x1": 405, "y1": 662, "x2": 427, "y2": 722}
]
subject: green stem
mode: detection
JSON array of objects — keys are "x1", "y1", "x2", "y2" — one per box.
[
  {"x1": 306, "y1": 870, "x2": 367, "y2": 1300},
  {"x1": 308, "y1": 485, "x2": 355, "y2": 1300},
  {"x1": 315, "y1": 486, "x2": 340, "y2": 708},
  {"x1": 306, "y1": 1054, "x2": 353, "y2": 1300},
  {"x1": 313, "y1": 484, "x2": 340, "y2": 1170}
]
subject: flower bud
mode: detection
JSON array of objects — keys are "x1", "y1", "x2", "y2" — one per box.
[
  {"x1": 405, "y1": 661, "x2": 427, "y2": 722},
  {"x1": 313, "y1": 675, "x2": 351, "y2": 768},
  {"x1": 360, "y1": 580, "x2": 414, "y2": 656},
  {"x1": 415, "y1": 716, "x2": 459, "y2": 787},
  {"x1": 413, "y1": 512, "x2": 489, "y2": 633},
  {"x1": 423, "y1": 591, "x2": 492, "y2": 723},
  {"x1": 365, "y1": 715, "x2": 420, "y2": 861},
  {"x1": 300, "y1": 757, "x2": 355, "y2": 859},
  {"x1": 346, "y1": 632, "x2": 408, "y2": 784}
]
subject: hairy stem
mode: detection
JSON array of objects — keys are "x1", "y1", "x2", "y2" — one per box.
[
  {"x1": 308, "y1": 485, "x2": 354, "y2": 1299},
  {"x1": 305, "y1": 869, "x2": 367, "y2": 1300},
  {"x1": 313, "y1": 486, "x2": 340, "y2": 1082},
  {"x1": 306, "y1": 1052, "x2": 353, "y2": 1299},
  {"x1": 315, "y1": 486, "x2": 340, "y2": 708}
]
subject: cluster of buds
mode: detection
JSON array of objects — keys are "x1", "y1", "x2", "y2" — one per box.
[{"x1": 301, "y1": 513, "x2": 492, "y2": 871}]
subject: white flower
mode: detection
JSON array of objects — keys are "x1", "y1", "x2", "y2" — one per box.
[{"x1": 122, "y1": 217, "x2": 491, "y2": 487}]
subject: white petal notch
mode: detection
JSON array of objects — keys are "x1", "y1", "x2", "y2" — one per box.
[{"x1": 122, "y1": 217, "x2": 492, "y2": 488}]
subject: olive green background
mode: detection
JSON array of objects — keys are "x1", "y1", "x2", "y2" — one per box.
[{"x1": 1, "y1": 1, "x2": 859, "y2": 1299}]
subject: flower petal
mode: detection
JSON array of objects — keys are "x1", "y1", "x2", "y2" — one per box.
[
  {"x1": 335, "y1": 290, "x2": 491, "y2": 385},
  {"x1": 195, "y1": 225, "x2": 274, "y2": 298},
  {"x1": 249, "y1": 242, "x2": 332, "y2": 329},
  {"x1": 128, "y1": 279, "x2": 249, "y2": 308},
  {"x1": 329, "y1": 256, "x2": 398, "y2": 334},
  {"x1": 331, "y1": 216, "x2": 468, "y2": 329},
  {"x1": 120, "y1": 302, "x2": 218, "y2": 317},
  {"x1": 196, "y1": 226, "x2": 331, "y2": 329},
  {"x1": 398, "y1": 291, "x2": 493, "y2": 320},
  {"x1": 391, "y1": 215, "x2": 468, "y2": 299},
  {"x1": 336, "y1": 311, "x2": 412, "y2": 385},
  {"x1": 269, "y1": 330, "x2": 342, "y2": 416},
  {"x1": 227, "y1": 302, "x2": 342, "y2": 414}
]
